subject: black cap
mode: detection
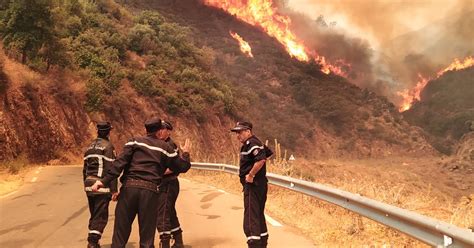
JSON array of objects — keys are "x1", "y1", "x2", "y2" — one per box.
[
  {"x1": 161, "y1": 120, "x2": 173, "y2": 130},
  {"x1": 230, "y1": 121, "x2": 252, "y2": 132},
  {"x1": 96, "y1": 121, "x2": 112, "y2": 131},
  {"x1": 145, "y1": 117, "x2": 162, "y2": 133}
]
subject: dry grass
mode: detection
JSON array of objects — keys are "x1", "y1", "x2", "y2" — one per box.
[
  {"x1": 185, "y1": 141, "x2": 473, "y2": 246},
  {"x1": 0, "y1": 156, "x2": 37, "y2": 196},
  {"x1": 1, "y1": 49, "x2": 41, "y2": 89}
]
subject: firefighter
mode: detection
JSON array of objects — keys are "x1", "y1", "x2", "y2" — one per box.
[
  {"x1": 91, "y1": 117, "x2": 191, "y2": 248},
  {"x1": 83, "y1": 121, "x2": 118, "y2": 248},
  {"x1": 156, "y1": 120, "x2": 191, "y2": 248},
  {"x1": 231, "y1": 121, "x2": 273, "y2": 248}
]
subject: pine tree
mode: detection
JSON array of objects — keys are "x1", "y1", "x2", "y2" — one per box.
[{"x1": 1, "y1": 0, "x2": 54, "y2": 64}]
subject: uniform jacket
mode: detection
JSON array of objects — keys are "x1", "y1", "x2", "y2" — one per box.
[
  {"x1": 100, "y1": 135, "x2": 190, "y2": 187},
  {"x1": 83, "y1": 138, "x2": 118, "y2": 194},
  {"x1": 239, "y1": 135, "x2": 273, "y2": 184}
]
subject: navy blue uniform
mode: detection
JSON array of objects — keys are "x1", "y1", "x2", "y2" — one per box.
[
  {"x1": 157, "y1": 137, "x2": 190, "y2": 247},
  {"x1": 239, "y1": 135, "x2": 271, "y2": 248},
  {"x1": 100, "y1": 135, "x2": 189, "y2": 248},
  {"x1": 83, "y1": 138, "x2": 117, "y2": 245}
]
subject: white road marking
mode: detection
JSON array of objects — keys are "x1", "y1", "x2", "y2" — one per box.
[
  {"x1": 0, "y1": 190, "x2": 18, "y2": 199},
  {"x1": 31, "y1": 177, "x2": 37, "y2": 183},
  {"x1": 217, "y1": 189, "x2": 228, "y2": 194},
  {"x1": 265, "y1": 214, "x2": 283, "y2": 227}
]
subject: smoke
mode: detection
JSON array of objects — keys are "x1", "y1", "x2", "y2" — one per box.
[{"x1": 282, "y1": 0, "x2": 474, "y2": 106}]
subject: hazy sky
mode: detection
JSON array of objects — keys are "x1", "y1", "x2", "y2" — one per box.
[{"x1": 287, "y1": 0, "x2": 473, "y2": 48}]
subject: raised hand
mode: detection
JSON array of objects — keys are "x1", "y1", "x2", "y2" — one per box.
[{"x1": 180, "y1": 138, "x2": 192, "y2": 153}]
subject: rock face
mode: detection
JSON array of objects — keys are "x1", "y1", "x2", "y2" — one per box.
[{"x1": 0, "y1": 67, "x2": 91, "y2": 163}]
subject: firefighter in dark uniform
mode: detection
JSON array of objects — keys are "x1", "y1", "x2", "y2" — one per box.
[
  {"x1": 231, "y1": 121, "x2": 273, "y2": 248},
  {"x1": 156, "y1": 120, "x2": 191, "y2": 248},
  {"x1": 83, "y1": 121, "x2": 118, "y2": 248},
  {"x1": 91, "y1": 118, "x2": 191, "y2": 248}
]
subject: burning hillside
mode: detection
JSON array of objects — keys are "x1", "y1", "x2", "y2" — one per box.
[
  {"x1": 229, "y1": 31, "x2": 254, "y2": 58},
  {"x1": 136, "y1": 0, "x2": 435, "y2": 158},
  {"x1": 204, "y1": 0, "x2": 348, "y2": 76},
  {"x1": 203, "y1": 0, "x2": 473, "y2": 112},
  {"x1": 398, "y1": 56, "x2": 474, "y2": 112},
  {"x1": 403, "y1": 66, "x2": 474, "y2": 154}
]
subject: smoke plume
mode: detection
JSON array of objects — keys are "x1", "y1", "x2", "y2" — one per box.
[{"x1": 282, "y1": 0, "x2": 474, "y2": 106}]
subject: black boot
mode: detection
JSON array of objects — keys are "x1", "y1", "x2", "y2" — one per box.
[
  {"x1": 160, "y1": 239, "x2": 171, "y2": 248},
  {"x1": 87, "y1": 242, "x2": 100, "y2": 248},
  {"x1": 171, "y1": 232, "x2": 184, "y2": 248},
  {"x1": 87, "y1": 234, "x2": 101, "y2": 248}
]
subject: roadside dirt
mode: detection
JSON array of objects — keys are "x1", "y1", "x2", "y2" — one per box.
[{"x1": 0, "y1": 166, "x2": 38, "y2": 196}]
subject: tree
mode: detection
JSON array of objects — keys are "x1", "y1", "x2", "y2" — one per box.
[{"x1": 1, "y1": 0, "x2": 54, "y2": 64}]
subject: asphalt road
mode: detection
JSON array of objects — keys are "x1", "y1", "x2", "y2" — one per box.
[{"x1": 0, "y1": 166, "x2": 314, "y2": 247}]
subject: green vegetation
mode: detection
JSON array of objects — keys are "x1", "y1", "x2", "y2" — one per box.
[{"x1": 0, "y1": 0, "x2": 236, "y2": 118}]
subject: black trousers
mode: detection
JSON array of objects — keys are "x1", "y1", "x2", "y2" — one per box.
[
  {"x1": 87, "y1": 194, "x2": 111, "y2": 243},
  {"x1": 111, "y1": 186, "x2": 159, "y2": 248},
  {"x1": 157, "y1": 179, "x2": 182, "y2": 240},
  {"x1": 243, "y1": 182, "x2": 268, "y2": 248}
]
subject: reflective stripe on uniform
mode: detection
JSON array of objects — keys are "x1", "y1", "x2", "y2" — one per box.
[
  {"x1": 260, "y1": 232, "x2": 268, "y2": 236},
  {"x1": 171, "y1": 226, "x2": 181, "y2": 232},
  {"x1": 98, "y1": 156, "x2": 103, "y2": 177},
  {"x1": 159, "y1": 231, "x2": 171, "y2": 235},
  {"x1": 83, "y1": 154, "x2": 115, "y2": 161},
  {"x1": 84, "y1": 187, "x2": 110, "y2": 193},
  {"x1": 83, "y1": 154, "x2": 114, "y2": 177},
  {"x1": 89, "y1": 230, "x2": 102, "y2": 235},
  {"x1": 247, "y1": 236, "x2": 261, "y2": 240},
  {"x1": 125, "y1": 141, "x2": 178, "y2": 157},
  {"x1": 241, "y1": 145, "x2": 264, "y2": 155}
]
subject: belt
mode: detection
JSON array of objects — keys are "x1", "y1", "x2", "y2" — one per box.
[{"x1": 123, "y1": 179, "x2": 159, "y2": 193}]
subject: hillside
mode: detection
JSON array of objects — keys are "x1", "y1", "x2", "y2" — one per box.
[
  {"x1": 404, "y1": 67, "x2": 474, "y2": 154},
  {"x1": 0, "y1": 0, "x2": 435, "y2": 165},
  {"x1": 129, "y1": 0, "x2": 435, "y2": 156}
]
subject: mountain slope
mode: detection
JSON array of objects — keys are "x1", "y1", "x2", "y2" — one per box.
[
  {"x1": 0, "y1": 0, "x2": 435, "y2": 164},
  {"x1": 129, "y1": 0, "x2": 434, "y2": 157},
  {"x1": 404, "y1": 67, "x2": 474, "y2": 154}
]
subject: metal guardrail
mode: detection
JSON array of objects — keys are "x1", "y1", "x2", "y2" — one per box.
[{"x1": 191, "y1": 162, "x2": 474, "y2": 247}]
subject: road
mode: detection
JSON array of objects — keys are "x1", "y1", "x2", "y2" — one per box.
[{"x1": 0, "y1": 166, "x2": 314, "y2": 247}]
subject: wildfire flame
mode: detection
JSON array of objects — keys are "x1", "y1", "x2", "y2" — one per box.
[
  {"x1": 398, "y1": 56, "x2": 474, "y2": 112},
  {"x1": 204, "y1": 0, "x2": 347, "y2": 76},
  {"x1": 230, "y1": 31, "x2": 254, "y2": 58}
]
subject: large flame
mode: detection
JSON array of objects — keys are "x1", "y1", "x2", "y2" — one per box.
[
  {"x1": 204, "y1": 0, "x2": 347, "y2": 76},
  {"x1": 398, "y1": 56, "x2": 474, "y2": 112},
  {"x1": 230, "y1": 31, "x2": 254, "y2": 58}
]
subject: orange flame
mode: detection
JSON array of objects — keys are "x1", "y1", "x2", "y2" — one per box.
[
  {"x1": 230, "y1": 31, "x2": 254, "y2": 58},
  {"x1": 398, "y1": 56, "x2": 474, "y2": 112},
  {"x1": 204, "y1": 0, "x2": 347, "y2": 76}
]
